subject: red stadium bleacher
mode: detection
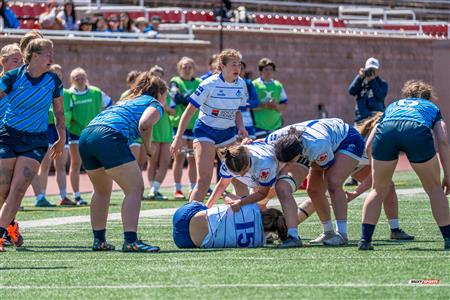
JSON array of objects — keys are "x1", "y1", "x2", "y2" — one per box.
[{"x1": 185, "y1": 10, "x2": 214, "y2": 22}]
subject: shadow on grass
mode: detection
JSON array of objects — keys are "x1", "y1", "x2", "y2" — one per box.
[
  {"x1": 0, "y1": 266, "x2": 71, "y2": 270},
  {"x1": 16, "y1": 246, "x2": 91, "y2": 253},
  {"x1": 159, "y1": 249, "x2": 224, "y2": 254}
]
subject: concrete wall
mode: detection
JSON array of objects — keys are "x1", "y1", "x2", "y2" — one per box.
[{"x1": 1, "y1": 30, "x2": 449, "y2": 130}]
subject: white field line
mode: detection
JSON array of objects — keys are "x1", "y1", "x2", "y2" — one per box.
[
  {"x1": 0, "y1": 283, "x2": 448, "y2": 289},
  {"x1": 2, "y1": 256, "x2": 449, "y2": 263},
  {"x1": 19, "y1": 187, "x2": 427, "y2": 229}
]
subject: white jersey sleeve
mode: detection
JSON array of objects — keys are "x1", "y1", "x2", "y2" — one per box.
[{"x1": 188, "y1": 81, "x2": 211, "y2": 108}]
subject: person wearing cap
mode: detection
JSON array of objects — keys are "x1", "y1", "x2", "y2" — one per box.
[
  {"x1": 78, "y1": 16, "x2": 93, "y2": 32},
  {"x1": 134, "y1": 17, "x2": 150, "y2": 33},
  {"x1": 252, "y1": 58, "x2": 288, "y2": 138},
  {"x1": 348, "y1": 57, "x2": 388, "y2": 124}
]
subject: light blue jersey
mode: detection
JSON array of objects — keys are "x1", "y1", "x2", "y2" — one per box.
[
  {"x1": 380, "y1": 98, "x2": 442, "y2": 129},
  {"x1": 265, "y1": 118, "x2": 350, "y2": 167},
  {"x1": 201, "y1": 203, "x2": 265, "y2": 248},
  {"x1": 220, "y1": 142, "x2": 279, "y2": 188},
  {"x1": 0, "y1": 65, "x2": 63, "y2": 133},
  {"x1": 87, "y1": 95, "x2": 163, "y2": 145}
]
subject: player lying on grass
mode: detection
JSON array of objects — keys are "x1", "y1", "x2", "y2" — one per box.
[
  {"x1": 173, "y1": 200, "x2": 287, "y2": 248},
  {"x1": 78, "y1": 73, "x2": 166, "y2": 253},
  {"x1": 359, "y1": 80, "x2": 450, "y2": 251},
  {"x1": 267, "y1": 118, "x2": 365, "y2": 246},
  {"x1": 282, "y1": 113, "x2": 414, "y2": 241}
]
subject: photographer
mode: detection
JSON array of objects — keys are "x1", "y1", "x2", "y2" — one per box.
[{"x1": 348, "y1": 57, "x2": 388, "y2": 124}]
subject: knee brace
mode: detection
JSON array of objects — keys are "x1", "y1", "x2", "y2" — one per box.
[{"x1": 277, "y1": 175, "x2": 298, "y2": 194}]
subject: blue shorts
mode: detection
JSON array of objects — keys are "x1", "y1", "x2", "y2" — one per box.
[
  {"x1": 47, "y1": 125, "x2": 69, "y2": 147},
  {"x1": 69, "y1": 133, "x2": 80, "y2": 144},
  {"x1": 173, "y1": 128, "x2": 194, "y2": 140},
  {"x1": 373, "y1": 120, "x2": 435, "y2": 163},
  {"x1": 245, "y1": 126, "x2": 256, "y2": 139},
  {"x1": 173, "y1": 202, "x2": 208, "y2": 248},
  {"x1": 193, "y1": 120, "x2": 237, "y2": 147},
  {"x1": 79, "y1": 125, "x2": 135, "y2": 170},
  {"x1": 0, "y1": 124, "x2": 48, "y2": 163},
  {"x1": 336, "y1": 126, "x2": 365, "y2": 160}
]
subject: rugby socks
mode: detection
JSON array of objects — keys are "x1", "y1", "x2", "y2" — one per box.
[
  {"x1": 60, "y1": 189, "x2": 67, "y2": 199},
  {"x1": 36, "y1": 193, "x2": 45, "y2": 201},
  {"x1": 124, "y1": 231, "x2": 138, "y2": 243},
  {"x1": 336, "y1": 220, "x2": 348, "y2": 238},
  {"x1": 388, "y1": 219, "x2": 400, "y2": 232},
  {"x1": 74, "y1": 192, "x2": 81, "y2": 199},
  {"x1": 287, "y1": 228, "x2": 299, "y2": 240},
  {"x1": 175, "y1": 183, "x2": 182, "y2": 192},
  {"x1": 321, "y1": 220, "x2": 334, "y2": 233},
  {"x1": 361, "y1": 223, "x2": 376, "y2": 243},
  {"x1": 93, "y1": 229, "x2": 106, "y2": 243},
  {"x1": 438, "y1": 224, "x2": 450, "y2": 239},
  {"x1": 190, "y1": 183, "x2": 196, "y2": 191},
  {"x1": 151, "y1": 182, "x2": 161, "y2": 193}
]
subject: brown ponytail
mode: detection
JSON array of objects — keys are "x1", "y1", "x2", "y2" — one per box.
[
  {"x1": 262, "y1": 208, "x2": 288, "y2": 241},
  {"x1": 357, "y1": 112, "x2": 383, "y2": 138},
  {"x1": 218, "y1": 145, "x2": 250, "y2": 174}
]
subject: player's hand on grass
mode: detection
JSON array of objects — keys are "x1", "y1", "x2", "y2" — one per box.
[{"x1": 50, "y1": 139, "x2": 64, "y2": 159}]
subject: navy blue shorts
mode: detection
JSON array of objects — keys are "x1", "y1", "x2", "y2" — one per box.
[
  {"x1": 336, "y1": 126, "x2": 365, "y2": 160},
  {"x1": 79, "y1": 125, "x2": 135, "y2": 170},
  {"x1": 47, "y1": 125, "x2": 69, "y2": 147},
  {"x1": 193, "y1": 120, "x2": 237, "y2": 147},
  {"x1": 0, "y1": 124, "x2": 48, "y2": 163},
  {"x1": 173, "y1": 127, "x2": 194, "y2": 140},
  {"x1": 173, "y1": 202, "x2": 208, "y2": 248},
  {"x1": 372, "y1": 120, "x2": 435, "y2": 163},
  {"x1": 68, "y1": 132, "x2": 80, "y2": 144}
]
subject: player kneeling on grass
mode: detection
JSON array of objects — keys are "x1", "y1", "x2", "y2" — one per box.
[
  {"x1": 78, "y1": 73, "x2": 166, "y2": 253},
  {"x1": 359, "y1": 80, "x2": 450, "y2": 251},
  {"x1": 293, "y1": 113, "x2": 414, "y2": 241}
]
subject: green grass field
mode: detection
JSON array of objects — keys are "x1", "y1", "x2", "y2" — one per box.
[{"x1": 1, "y1": 171, "x2": 449, "y2": 299}]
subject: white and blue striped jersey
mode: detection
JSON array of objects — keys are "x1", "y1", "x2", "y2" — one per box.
[
  {"x1": 0, "y1": 65, "x2": 63, "y2": 133},
  {"x1": 201, "y1": 203, "x2": 265, "y2": 248},
  {"x1": 265, "y1": 118, "x2": 349, "y2": 167},
  {"x1": 188, "y1": 73, "x2": 248, "y2": 129},
  {"x1": 381, "y1": 98, "x2": 442, "y2": 129},
  {"x1": 87, "y1": 95, "x2": 163, "y2": 144},
  {"x1": 220, "y1": 142, "x2": 279, "y2": 188}
]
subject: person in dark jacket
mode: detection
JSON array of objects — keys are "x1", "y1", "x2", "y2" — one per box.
[
  {"x1": 0, "y1": 0, "x2": 19, "y2": 29},
  {"x1": 348, "y1": 57, "x2": 388, "y2": 124}
]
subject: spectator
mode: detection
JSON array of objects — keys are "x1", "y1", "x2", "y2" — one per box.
[
  {"x1": 39, "y1": 0, "x2": 64, "y2": 30},
  {"x1": 212, "y1": 0, "x2": 232, "y2": 22},
  {"x1": 94, "y1": 16, "x2": 109, "y2": 32},
  {"x1": 348, "y1": 57, "x2": 388, "y2": 124},
  {"x1": 78, "y1": 16, "x2": 93, "y2": 32},
  {"x1": 134, "y1": 17, "x2": 151, "y2": 33},
  {"x1": 252, "y1": 58, "x2": 288, "y2": 138},
  {"x1": 107, "y1": 14, "x2": 121, "y2": 32},
  {"x1": 119, "y1": 12, "x2": 134, "y2": 32},
  {"x1": 0, "y1": 0, "x2": 20, "y2": 29},
  {"x1": 147, "y1": 16, "x2": 161, "y2": 36},
  {"x1": 232, "y1": 6, "x2": 254, "y2": 23},
  {"x1": 67, "y1": 67, "x2": 112, "y2": 205},
  {"x1": 56, "y1": 0, "x2": 77, "y2": 30}
]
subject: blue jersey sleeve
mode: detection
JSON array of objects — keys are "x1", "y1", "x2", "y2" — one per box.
[
  {"x1": 50, "y1": 72, "x2": 63, "y2": 98},
  {"x1": 0, "y1": 68, "x2": 19, "y2": 94}
]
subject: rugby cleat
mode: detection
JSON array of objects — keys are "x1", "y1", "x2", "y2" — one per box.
[
  {"x1": 390, "y1": 229, "x2": 414, "y2": 240},
  {"x1": 92, "y1": 238, "x2": 116, "y2": 251},
  {"x1": 358, "y1": 239, "x2": 374, "y2": 251},
  {"x1": 60, "y1": 197, "x2": 77, "y2": 206},
  {"x1": 0, "y1": 238, "x2": 6, "y2": 252},
  {"x1": 277, "y1": 236, "x2": 303, "y2": 248},
  {"x1": 149, "y1": 191, "x2": 168, "y2": 201},
  {"x1": 310, "y1": 231, "x2": 338, "y2": 244},
  {"x1": 35, "y1": 197, "x2": 55, "y2": 207},
  {"x1": 323, "y1": 233, "x2": 348, "y2": 246},
  {"x1": 7, "y1": 221, "x2": 24, "y2": 247},
  {"x1": 75, "y1": 196, "x2": 88, "y2": 206},
  {"x1": 122, "y1": 240, "x2": 160, "y2": 253},
  {"x1": 174, "y1": 190, "x2": 186, "y2": 200}
]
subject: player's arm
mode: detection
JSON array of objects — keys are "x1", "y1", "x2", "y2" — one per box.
[
  {"x1": 206, "y1": 177, "x2": 233, "y2": 208},
  {"x1": 50, "y1": 96, "x2": 66, "y2": 159},
  {"x1": 433, "y1": 120, "x2": 450, "y2": 194},
  {"x1": 230, "y1": 185, "x2": 271, "y2": 212},
  {"x1": 235, "y1": 110, "x2": 247, "y2": 138},
  {"x1": 139, "y1": 106, "x2": 162, "y2": 158}
]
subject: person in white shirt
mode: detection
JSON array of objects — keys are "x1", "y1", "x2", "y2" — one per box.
[{"x1": 170, "y1": 49, "x2": 248, "y2": 204}]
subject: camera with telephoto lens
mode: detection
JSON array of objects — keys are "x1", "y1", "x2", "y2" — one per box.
[{"x1": 364, "y1": 68, "x2": 375, "y2": 77}]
